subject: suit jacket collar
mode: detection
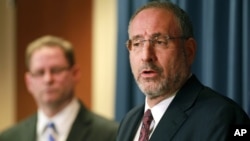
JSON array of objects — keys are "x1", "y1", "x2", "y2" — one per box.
[
  {"x1": 118, "y1": 105, "x2": 145, "y2": 141},
  {"x1": 150, "y1": 75, "x2": 203, "y2": 141},
  {"x1": 66, "y1": 101, "x2": 92, "y2": 141}
]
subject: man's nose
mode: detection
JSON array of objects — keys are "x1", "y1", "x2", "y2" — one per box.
[
  {"x1": 43, "y1": 71, "x2": 53, "y2": 83},
  {"x1": 141, "y1": 41, "x2": 156, "y2": 62}
]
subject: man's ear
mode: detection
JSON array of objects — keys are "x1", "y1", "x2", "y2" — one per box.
[
  {"x1": 71, "y1": 64, "x2": 81, "y2": 83},
  {"x1": 25, "y1": 72, "x2": 32, "y2": 93},
  {"x1": 185, "y1": 37, "x2": 197, "y2": 65},
  {"x1": 126, "y1": 40, "x2": 132, "y2": 51}
]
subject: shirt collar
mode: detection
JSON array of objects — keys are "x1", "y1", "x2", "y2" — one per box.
[
  {"x1": 37, "y1": 98, "x2": 80, "y2": 136},
  {"x1": 145, "y1": 92, "x2": 177, "y2": 126}
]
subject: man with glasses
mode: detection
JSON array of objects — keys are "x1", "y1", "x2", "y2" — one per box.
[
  {"x1": 116, "y1": 1, "x2": 250, "y2": 141},
  {"x1": 0, "y1": 35, "x2": 118, "y2": 141}
]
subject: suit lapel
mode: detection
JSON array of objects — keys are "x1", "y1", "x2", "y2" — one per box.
[
  {"x1": 126, "y1": 106, "x2": 144, "y2": 141},
  {"x1": 150, "y1": 105, "x2": 188, "y2": 141},
  {"x1": 29, "y1": 116, "x2": 37, "y2": 141},
  {"x1": 66, "y1": 103, "x2": 91, "y2": 141},
  {"x1": 150, "y1": 75, "x2": 203, "y2": 141}
]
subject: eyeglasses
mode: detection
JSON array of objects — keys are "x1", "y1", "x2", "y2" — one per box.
[
  {"x1": 29, "y1": 66, "x2": 70, "y2": 78},
  {"x1": 126, "y1": 35, "x2": 187, "y2": 50}
]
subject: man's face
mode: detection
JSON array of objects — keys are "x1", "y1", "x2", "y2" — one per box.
[
  {"x1": 128, "y1": 8, "x2": 195, "y2": 99},
  {"x1": 25, "y1": 46, "x2": 79, "y2": 108}
]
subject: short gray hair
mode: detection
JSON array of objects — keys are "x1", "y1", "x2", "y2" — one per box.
[{"x1": 129, "y1": 1, "x2": 194, "y2": 38}]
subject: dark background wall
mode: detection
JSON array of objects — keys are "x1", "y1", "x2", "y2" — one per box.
[{"x1": 15, "y1": 0, "x2": 92, "y2": 121}]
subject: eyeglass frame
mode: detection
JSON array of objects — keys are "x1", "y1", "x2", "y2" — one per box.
[
  {"x1": 126, "y1": 35, "x2": 189, "y2": 50},
  {"x1": 28, "y1": 66, "x2": 71, "y2": 78}
]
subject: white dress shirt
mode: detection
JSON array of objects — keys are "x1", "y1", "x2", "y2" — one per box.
[
  {"x1": 37, "y1": 98, "x2": 80, "y2": 141},
  {"x1": 133, "y1": 93, "x2": 176, "y2": 141}
]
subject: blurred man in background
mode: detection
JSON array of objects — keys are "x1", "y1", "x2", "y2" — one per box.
[{"x1": 0, "y1": 35, "x2": 118, "y2": 141}]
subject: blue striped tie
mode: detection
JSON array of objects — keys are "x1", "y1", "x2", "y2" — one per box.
[{"x1": 47, "y1": 122, "x2": 56, "y2": 141}]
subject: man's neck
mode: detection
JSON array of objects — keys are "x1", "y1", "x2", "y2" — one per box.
[{"x1": 41, "y1": 97, "x2": 74, "y2": 118}]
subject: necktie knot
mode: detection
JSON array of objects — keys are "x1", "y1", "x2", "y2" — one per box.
[
  {"x1": 47, "y1": 122, "x2": 56, "y2": 130},
  {"x1": 143, "y1": 109, "x2": 153, "y2": 125}
]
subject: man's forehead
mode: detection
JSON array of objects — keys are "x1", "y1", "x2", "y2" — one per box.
[
  {"x1": 129, "y1": 8, "x2": 180, "y2": 38},
  {"x1": 29, "y1": 48, "x2": 67, "y2": 69},
  {"x1": 130, "y1": 33, "x2": 164, "y2": 40}
]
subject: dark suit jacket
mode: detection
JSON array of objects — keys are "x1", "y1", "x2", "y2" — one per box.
[
  {"x1": 116, "y1": 75, "x2": 250, "y2": 141},
  {"x1": 0, "y1": 101, "x2": 118, "y2": 141}
]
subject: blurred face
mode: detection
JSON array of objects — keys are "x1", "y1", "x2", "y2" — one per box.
[
  {"x1": 25, "y1": 46, "x2": 79, "y2": 109},
  {"x1": 128, "y1": 8, "x2": 195, "y2": 99}
]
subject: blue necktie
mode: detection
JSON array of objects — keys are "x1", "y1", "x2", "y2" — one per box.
[{"x1": 47, "y1": 122, "x2": 56, "y2": 141}]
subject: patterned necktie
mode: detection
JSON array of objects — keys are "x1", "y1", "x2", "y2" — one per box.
[
  {"x1": 47, "y1": 122, "x2": 56, "y2": 141},
  {"x1": 138, "y1": 109, "x2": 153, "y2": 141}
]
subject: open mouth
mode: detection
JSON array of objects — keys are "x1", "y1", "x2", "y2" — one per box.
[
  {"x1": 141, "y1": 69, "x2": 158, "y2": 77},
  {"x1": 143, "y1": 70, "x2": 155, "y2": 73}
]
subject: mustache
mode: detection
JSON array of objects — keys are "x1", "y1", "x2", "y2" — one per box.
[{"x1": 138, "y1": 63, "x2": 163, "y2": 74}]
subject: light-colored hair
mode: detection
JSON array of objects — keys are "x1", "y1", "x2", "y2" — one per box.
[
  {"x1": 129, "y1": 1, "x2": 194, "y2": 38},
  {"x1": 25, "y1": 35, "x2": 75, "y2": 69}
]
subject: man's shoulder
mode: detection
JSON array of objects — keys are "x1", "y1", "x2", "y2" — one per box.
[
  {"x1": 72, "y1": 107, "x2": 118, "y2": 141},
  {"x1": 77, "y1": 102, "x2": 118, "y2": 129},
  {"x1": 118, "y1": 104, "x2": 144, "y2": 126},
  {"x1": 199, "y1": 86, "x2": 245, "y2": 110},
  {"x1": 89, "y1": 111, "x2": 118, "y2": 128},
  {"x1": 191, "y1": 86, "x2": 250, "y2": 123},
  {"x1": 124, "y1": 105, "x2": 144, "y2": 118},
  {"x1": 0, "y1": 114, "x2": 37, "y2": 140},
  {"x1": 184, "y1": 75, "x2": 248, "y2": 114}
]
